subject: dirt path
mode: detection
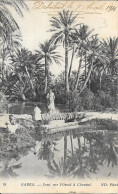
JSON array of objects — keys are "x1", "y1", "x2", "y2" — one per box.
[{"x1": 79, "y1": 111, "x2": 118, "y2": 123}]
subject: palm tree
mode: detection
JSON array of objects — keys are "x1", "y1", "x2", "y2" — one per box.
[
  {"x1": 10, "y1": 80, "x2": 29, "y2": 101},
  {"x1": 36, "y1": 40, "x2": 62, "y2": 93},
  {"x1": 102, "y1": 37, "x2": 118, "y2": 80},
  {"x1": 101, "y1": 38, "x2": 118, "y2": 108},
  {"x1": 92, "y1": 60, "x2": 106, "y2": 91},
  {"x1": 0, "y1": 0, "x2": 27, "y2": 83},
  {"x1": 50, "y1": 10, "x2": 78, "y2": 92},
  {"x1": 71, "y1": 30, "x2": 84, "y2": 91},
  {"x1": 68, "y1": 44, "x2": 75, "y2": 79},
  {"x1": 0, "y1": 0, "x2": 27, "y2": 47},
  {"x1": 0, "y1": 47, "x2": 10, "y2": 80},
  {"x1": 11, "y1": 48, "x2": 39, "y2": 98},
  {"x1": 78, "y1": 36, "x2": 106, "y2": 95},
  {"x1": 72, "y1": 25, "x2": 93, "y2": 90},
  {"x1": 0, "y1": 33, "x2": 22, "y2": 82}
]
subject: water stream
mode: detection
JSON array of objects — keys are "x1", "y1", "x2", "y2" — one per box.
[{"x1": 0, "y1": 102, "x2": 117, "y2": 180}]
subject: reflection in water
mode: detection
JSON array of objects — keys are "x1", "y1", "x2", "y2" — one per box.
[
  {"x1": 37, "y1": 141, "x2": 55, "y2": 161},
  {"x1": 0, "y1": 121, "x2": 36, "y2": 178},
  {"x1": 45, "y1": 131, "x2": 118, "y2": 179},
  {"x1": 0, "y1": 102, "x2": 118, "y2": 179},
  {"x1": 0, "y1": 125, "x2": 118, "y2": 179},
  {"x1": 0, "y1": 159, "x2": 21, "y2": 178}
]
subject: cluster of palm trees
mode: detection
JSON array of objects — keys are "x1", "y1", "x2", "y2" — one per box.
[
  {"x1": 0, "y1": 0, "x2": 27, "y2": 90},
  {"x1": 49, "y1": 10, "x2": 118, "y2": 94},
  {"x1": 36, "y1": 40, "x2": 62, "y2": 93},
  {"x1": 0, "y1": 4, "x2": 118, "y2": 102}
]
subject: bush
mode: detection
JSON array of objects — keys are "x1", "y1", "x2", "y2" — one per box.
[
  {"x1": 67, "y1": 91, "x2": 83, "y2": 112},
  {"x1": 93, "y1": 96, "x2": 103, "y2": 111},
  {"x1": 99, "y1": 91, "x2": 113, "y2": 108},
  {"x1": 92, "y1": 90, "x2": 117, "y2": 111},
  {"x1": 80, "y1": 88, "x2": 95, "y2": 110},
  {"x1": 0, "y1": 92, "x2": 8, "y2": 113},
  {"x1": 68, "y1": 88, "x2": 95, "y2": 112},
  {"x1": 54, "y1": 83, "x2": 67, "y2": 104}
]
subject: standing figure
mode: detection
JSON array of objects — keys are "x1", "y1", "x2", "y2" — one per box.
[
  {"x1": 34, "y1": 104, "x2": 42, "y2": 124},
  {"x1": 46, "y1": 89, "x2": 55, "y2": 113}
]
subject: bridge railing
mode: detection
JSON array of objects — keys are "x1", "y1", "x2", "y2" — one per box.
[
  {"x1": 5, "y1": 112, "x2": 85, "y2": 125},
  {"x1": 41, "y1": 112, "x2": 85, "y2": 121}
]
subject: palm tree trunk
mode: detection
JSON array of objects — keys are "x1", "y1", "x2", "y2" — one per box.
[
  {"x1": 85, "y1": 51, "x2": 87, "y2": 79},
  {"x1": 111, "y1": 61, "x2": 115, "y2": 81},
  {"x1": 25, "y1": 66, "x2": 36, "y2": 97},
  {"x1": 0, "y1": 51, "x2": 5, "y2": 82},
  {"x1": 44, "y1": 77, "x2": 47, "y2": 94},
  {"x1": 17, "y1": 73, "x2": 26, "y2": 100},
  {"x1": 65, "y1": 34, "x2": 69, "y2": 92},
  {"x1": 74, "y1": 55, "x2": 82, "y2": 91},
  {"x1": 88, "y1": 78, "x2": 91, "y2": 90},
  {"x1": 20, "y1": 93, "x2": 26, "y2": 101},
  {"x1": 68, "y1": 47, "x2": 74, "y2": 79},
  {"x1": 2, "y1": 60, "x2": 5, "y2": 81},
  {"x1": 0, "y1": 45, "x2": 5, "y2": 82},
  {"x1": 84, "y1": 136, "x2": 86, "y2": 148},
  {"x1": 77, "y1": 137, "x2": 81, "y2": 151},
  {"x1": 99, "y1": 73, "x2": 102, "y2": 91},
  {"x1": 79, "y1": 57, "x2": 94, "y2": 95},
  {"x1": 44, "y1": 54, "x2": 48, "y2": 94}
]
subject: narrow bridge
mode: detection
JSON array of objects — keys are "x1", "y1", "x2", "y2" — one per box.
[
  {"x1": 41, "y1": 112, "x2": 85, "y2": 121},
  {"x1": 9, "y1": 112, "x2": 85, "y2": 122}
]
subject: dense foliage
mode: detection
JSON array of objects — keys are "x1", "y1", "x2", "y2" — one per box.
[{"x1": 0, "y1": 7, "x2": 118, "y2": 111}]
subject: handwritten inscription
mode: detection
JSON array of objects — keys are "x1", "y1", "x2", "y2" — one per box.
[
  {"x1": 106, "y1": 6, "x2": 117, "y2": 12},
  {"x1": 32, "y1": 0, "x2": 75, "y2": 10},
  {"x1": 32, "y1": 0, "x2": 117, "y2": 13}
]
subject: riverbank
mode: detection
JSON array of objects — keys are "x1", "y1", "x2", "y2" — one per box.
[
  {"x1": 79, "y1": 111, "x2": 118, "y2": 123},
  {"x1": 0, "y1": 111, "x2": 117, "y2": 130}
]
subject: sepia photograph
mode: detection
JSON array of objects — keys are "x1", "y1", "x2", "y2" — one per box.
[{"x1": 0, "y1": 0, "x2": 118, "y2": 193}]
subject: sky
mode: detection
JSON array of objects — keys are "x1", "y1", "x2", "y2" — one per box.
[{"x1": 10, "y1": 0, "x2": 118, "y2": 76}]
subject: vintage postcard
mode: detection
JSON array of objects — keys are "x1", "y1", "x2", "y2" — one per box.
[{"x1": 0, "y1": 0, "x2": 118, "y2": 193}]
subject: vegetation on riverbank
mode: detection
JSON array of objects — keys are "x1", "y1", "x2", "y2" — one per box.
[
  {"x1": 0, "y1": 3, "x2": 118, "y2": 112},
  {"x1": 0, "y1": 114, "x2": 117, "y2": 178}
]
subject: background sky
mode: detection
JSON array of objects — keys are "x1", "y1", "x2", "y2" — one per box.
[{"x1": 10, "y1": 0, "x2": 118, "y2": 76}]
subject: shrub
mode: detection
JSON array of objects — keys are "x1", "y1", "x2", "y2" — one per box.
[
  {"x1": 99, "y1": 91, "x2": 113, "y2": 108},
  {"x1": 54, "y1": 83, "x2": 67, "y2": 104},
  {"x1": 0, "y1": 92, "x2": 8, "y2": 113},
  {"x1": 80, "y1": 88, "x2": 95, "y2": 110},
  {"x1": 68, "y1": 88, "x2": 95, "y2": 112}
]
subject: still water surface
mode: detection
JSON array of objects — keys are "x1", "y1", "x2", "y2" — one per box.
[
  {"x1": 0, "y1": 102, "x2": 118, "y2": 180},
  {"x1": 9, "y1": 101, "x2": 67, "y2": 114}
]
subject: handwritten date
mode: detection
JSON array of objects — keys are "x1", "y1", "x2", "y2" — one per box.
[{"x1": 106, "y1": 6, "x2": 117, "y2": 12}]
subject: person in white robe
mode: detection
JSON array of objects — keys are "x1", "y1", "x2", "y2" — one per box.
[
  {"x1": 34, "y1": 104, "x2": 42, "y2": 123},
  {"x1": 46, "y1": 89, "x2": 55, "y2": 113}
]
